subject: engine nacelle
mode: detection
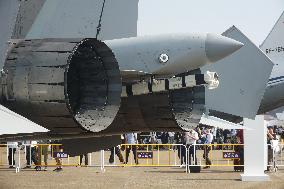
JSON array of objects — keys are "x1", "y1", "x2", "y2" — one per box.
[{"x1": 1, "y1": 38, "x2": 121, "y2": 133}]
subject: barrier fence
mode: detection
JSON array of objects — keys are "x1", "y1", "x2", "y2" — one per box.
[
  {"x1": 105, "y1": 144, "x2": 187, "y2": 166},
  {"x1": 187, "y1": 144, "x2": 244, "y2": 168},
  {"x1": 0, "y1": 142, "x2": 283, "y2": 173}
]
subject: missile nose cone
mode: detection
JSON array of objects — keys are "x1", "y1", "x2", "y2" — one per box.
[{"x1": 205, "y1": 33, "x2": 243, "y2": 62}]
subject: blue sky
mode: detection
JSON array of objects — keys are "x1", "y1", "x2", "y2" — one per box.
[{"x1": 138, "y1": 0, "x2": 284, "y2": 45}]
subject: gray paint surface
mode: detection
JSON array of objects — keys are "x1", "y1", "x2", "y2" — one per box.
[
  {"x1": 202, "y1": 26, "x2": 274, "y2": 119},
  {"x1": 0, "y1": 0, "x2": 19, "y2": 69},
  {"x1": 12, "y1": 0, "x2": 46, "y2": 39},
  {"x1": 26, "y1": 0, "x2": 138, "y2": 40}
]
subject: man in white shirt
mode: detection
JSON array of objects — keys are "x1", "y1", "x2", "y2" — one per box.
[
  {"x1": 7, "y1": 142, "x2": 18, "y2": 168},
  {"x1": 184, "y1": 130, "x2": 199, "y2": 165},
  {"x1": 203, "y1": 128, "x2": 213, "y2": 169},
  {"x1": 125, "y1": 133, "x2": 138, "y2": 164}
]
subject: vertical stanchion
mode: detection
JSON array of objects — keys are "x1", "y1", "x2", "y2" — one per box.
[
  {"x1": 210, "y1": 144, "x2": 212, "y2": 166},
  {"x1": 168, "y1": 145, "x2": 170, "y2": 166},
  {"x1": 89, "y1": 153, "x2": 92, "y2": 166},
  {"x1": 113, "y1": 147, "x2": 116, "y2": 165},
  {"x1": 157, "y1": 145, "x2": 160, "y2": 166},
  {"x1": 131, "y1": 145, "x2": 133, "y2": 166},
  {"x1": 280, "y1": 144, "x2": 284, "y2": 165},
  {"x1": 179, "y1": 145, "x2": 181, "y2": 166},
  {"x1": 122, "y1": 144, "x2": 128, "y2": 165},
  {"x1": 151, "y1": 144, "x2": 154, "y2": 165},
  {"x1": 185, "y1": 145, "x2": 188, "y2": 173},
  {"x1": 6, "y1": 145, "x2": 8, "y2": 166},
  {"x1": 29, "y1": 145, "x2": 31, "y2": 167},
  {"x1": 174, "y1": 145, "x2": 177, "y2": 166},
  {"x1": 16, "y1": 147, "x2": 20, "y2": 173},
  {"x1": 12, "y1": 147, "x2": 14, "y2": 168},
  {"x1": 40, "y1": 145, "x2": 43, "y2": 166},
  {"x1": 217, "y1": 144, "x2": 219, "y2": 166},
  {"x1": 100, "y1": 150, "x2": 105, "y2": 172},
  {"x1": 146, "y1": 145, "x2": 149, "y2": 165},
  {"x1": 51, "y1": 145, "x2": 53, "y2": 159}
]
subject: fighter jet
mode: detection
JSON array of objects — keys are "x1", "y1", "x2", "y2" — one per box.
[{"x1": 0, "y1": 0, "x2": 246, "y2": 155}]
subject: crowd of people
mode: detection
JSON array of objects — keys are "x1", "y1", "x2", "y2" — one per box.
[
  {"x1": 4, "y1": 125, "x2": 283, "y2": 172},
  {"x1": 6, "y1": 140, "x2": 64, "y2": 172}
]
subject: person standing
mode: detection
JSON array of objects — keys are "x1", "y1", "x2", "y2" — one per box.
[
  {"x1": 267, "y1": 126, "x2": 276, "y2": 171},
  {"x1": 124, "y1": 133, "x2": 138, "y2": 164},
  {"x1": 176, "y1": 132, "x2": 186, "y2": 165},
  {"x1": 7, "y1": 141, "x2": 18, "y2": 168},
  {"x1": 168, "y1": 132, "x2": 175, "y2": 150},
  {"x1": 23, "y1": 141, "x2": 38, "y2": 169},
  {"x1": 216, "y1": 128, "x2": 224, "y2": 149},
  {"x1": 38, "y1": 140, "x2": 49, "y2": 171},
  {"x1": 184, "y1": 130, "x2": 199, "y2": 165},
  {"x1": 203, "y1": 129, "x2": 213, "y2": 169},
  {"x1": 109, "y1": 135, "x2": 124, "y2": 164},
  {"x1": 236, "y1": 129, "x2": 244, "y2": 164},
  {"x1": 168, "y1": 132, "x2": 175, "y2": 144},
  {"x1": 150, "y1": 132, "x2": 157, "y2": 144},
  {"x1": 80, "y1": 153, "x2": 89, "y2": 166},
  {"x1": 53, "y1": 141, "x2": 63, "y2": 172}
]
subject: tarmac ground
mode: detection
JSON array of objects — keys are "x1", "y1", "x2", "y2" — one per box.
[
  {"x1": 0, "y1": 148, "x2": 283, "y2": 189},
  {"x1": 0, "y1": 165, "x2": 284, "y2": 189}
]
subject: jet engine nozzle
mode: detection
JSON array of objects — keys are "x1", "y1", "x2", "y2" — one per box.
[{"x1": 2, "y1": 38, "x2": 121, "y2": 133}]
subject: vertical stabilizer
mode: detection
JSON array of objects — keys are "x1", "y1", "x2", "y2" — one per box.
[
  {"x1": 26, "y1": 0, "x2": 139, "y2": 40},
  {"x1": 260, "y1": 11, "x2": 284, "y2": 65}
]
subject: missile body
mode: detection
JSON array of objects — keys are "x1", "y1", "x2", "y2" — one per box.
[{"x1": 105, "y1": 33, "x2": 243, "y2": 81}]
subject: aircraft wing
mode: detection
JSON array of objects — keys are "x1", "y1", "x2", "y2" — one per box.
[
  {"x1": 0, "y1": 105, "x2": 49, "y2": 135},
  {"x1": 200, "y1": 114, "x2": 248, "y2": 130}
]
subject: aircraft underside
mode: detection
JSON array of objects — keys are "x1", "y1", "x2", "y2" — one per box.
[{"x1": 0, "y1": 38, "x2": 206, "y2": 141}]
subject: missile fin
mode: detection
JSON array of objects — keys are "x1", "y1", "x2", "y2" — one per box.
[{"x1": 202, "y1": 26, "x2": 273, "y2": 119}]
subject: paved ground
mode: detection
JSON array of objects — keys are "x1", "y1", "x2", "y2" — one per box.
[
  {"x1": 0, "y1": 166, "x2": 283, "y2": 189},
  {"x1": 0, "y1": 147, "x2": 283, "y2": 189}
]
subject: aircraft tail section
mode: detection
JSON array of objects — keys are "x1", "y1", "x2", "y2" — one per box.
[
  {"x1": 260, "y1": 11, "x2": 284, "y2": 65},
  {"x1": 202, "y1": 26, "x2": 274, "y2": 119}
]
